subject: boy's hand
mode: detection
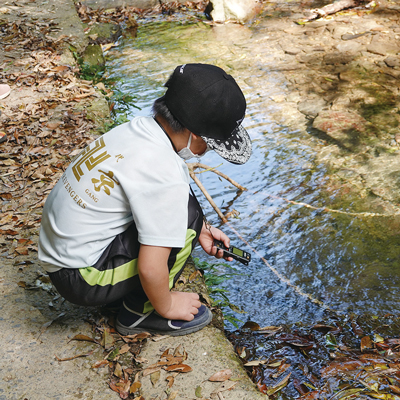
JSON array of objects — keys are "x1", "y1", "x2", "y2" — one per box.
[
  {"x1": 198, "y1": 223, "x2": 233, "y2": 261},
  {"x1": 138, "y1": 245, "x2": 201, "y2": 321},
  {"x1": 162, "y1": 291, "x2": 201, "y2": 321}
]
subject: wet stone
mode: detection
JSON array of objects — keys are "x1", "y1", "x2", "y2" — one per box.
[
  {"x1": 367, "y1": 35, "x2": 400, "y2": 55},
  {"x1": 335, "y1": 41, "x2": 364, "y2": 54},
  {"x1": 305, "y1": 26, "x2": 326, "y2": 36},
  {"x1": 297, "y1": 53, "x2": 322, "y2": 65},
  {"x1": 312, "y1": 110, "x2": 369, "y2": 147},
  {"x1": 330, "y1": 25, "x2": 351, "y2": 39},
  {"x1": 298, "y1": 96, "x2": 327, "y2": 118},
  {"x1": 283, "y1": 26, "x2": 305, "y2": 35},
  {"x1": 385, "y1": 56, "x2": 400, "y2": 68},
  {"x1": 280, "y1": 44, "x2": 301, "y2": 55},
  {"x1": 324, "y1": 52, "x2": 355, "y2": 65}
]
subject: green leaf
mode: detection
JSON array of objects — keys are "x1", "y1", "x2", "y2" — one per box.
[{"x1": 195, "y1": 386, "x2": 202, "y2": 398}]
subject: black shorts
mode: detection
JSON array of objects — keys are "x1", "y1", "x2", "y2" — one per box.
[{"x1": 48, "y1": 193, "x2": 204, "y2": 313}]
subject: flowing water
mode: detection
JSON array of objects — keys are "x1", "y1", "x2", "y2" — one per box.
[{"x1": 105, "y1": 18, "x2": 400, "y2": 330}]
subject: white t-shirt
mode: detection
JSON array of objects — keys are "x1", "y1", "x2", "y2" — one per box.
[{"x1": 38, "y1": 116, "x2": 190, "y2": 271}]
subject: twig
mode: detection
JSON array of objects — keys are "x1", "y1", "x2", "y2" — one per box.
[
  {"x1": 187, "y1": 162, "x2": 247, "y2": 192},
  {"x1": 188, "y1": 169, "x2": 227, "y2": 223},
  {"x1": 55, "y1": 349, "x2": 96, "y2": 362}
]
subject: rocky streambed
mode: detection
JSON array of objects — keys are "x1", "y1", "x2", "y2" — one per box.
[{"x1": 248, "y1": 0, "x2": 400, "y2": 210}]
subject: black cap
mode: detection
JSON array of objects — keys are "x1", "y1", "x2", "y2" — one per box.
[{"x1": 164, "y1": 63, "x2": 251, "y2": 164}]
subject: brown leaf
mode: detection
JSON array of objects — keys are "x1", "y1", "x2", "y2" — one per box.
[
  {"x1": 15, "y1": 246, "x2": 29, "y2": 255},
  {"x1": 119, "y1": 343, "x2": 131, "y2": 354},
  {"x1": 272, "y1": 363, "x2": 291, "y2": 379},
  {"x1": 69, "y1": 334, "x2": 97, "y2": 343},
  {"x1": 166, "y1": 375, "x2": 175, "y2": 388},
  {"x1": 130, "y1": 381, "x2": 141, "y2": 393},
  {"x1": 114, "y1": 363, "x2": 123, "y2": 378},
  {"x1": 389, "y1": 385, "x2": 400, "y2": 395},
  {"x1": 173, "y1": 344, "x2": 187, "y2": 359},
  {"x1": 46, "y1": 120, "x2": 63, "y2": 130},
  {"x1": 242, "y1": 321, "x2": 261, "y2": 331},
  {"x1": 101, "y1": 328, "x2": 115, "y2": 349},
  {"x1": 55, "y1": 349, "x2": 95, "y2": 361},
  {"x1": 267, "y1": 372, "x2": 291, "y2": 396},
  {"x1": 164, "y1": 364, "x2": 192, "y2": 373},
  {"x1": 142, "y1": 366, "x2": 162, "y2": 377},
  {"x1": 92, "y1": 360, "x2": 109, "y2": 368},
  {"x1": 208, "y1": 369, "x2": 232, "y2": 382},
  {"x1": 150, "y1": 370, "x2": 160, "y2": 385},
  {"x1": 361, "y1": 335, "x2": 373, "y2": 352},
  {"x1": 321, "y1": 360, "x2": 364, "y2": 377}
]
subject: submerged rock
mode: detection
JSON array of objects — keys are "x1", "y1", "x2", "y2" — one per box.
[
  {"x1": 298, "y1": 96, "x2": 327, "y2": 118},
  {"x1": 312, "y1": 110, "x2": 372, "y2": 150}
]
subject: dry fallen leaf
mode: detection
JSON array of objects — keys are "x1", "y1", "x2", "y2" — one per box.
[
  {"x1": 92, "y1": 360, "x2": 109, "y2": 369},
  {"x1": 166, "y1": 375, "x2": 176, "y2": 388},
  {"x1": 114, "y1": 363, "x2": 124, "y2": 378},
  {"x1": 164, "y1": 364, "x2": 192, "y2": 373},
  {"x1": 130, "y1": 381, "x2": 141, "y2": 394},
  {"x1": 142, "y1": 366, "x2": 162, "y2": 377},
  {"x1": 208, "y1": 369, "x2": 232, "y2": 382},
  {"x1": 150, "y1": 370, "x2": 160, "y2": 385},
  {"x1": 69, "y1": 334, "x2": 98, "y2": 344}
]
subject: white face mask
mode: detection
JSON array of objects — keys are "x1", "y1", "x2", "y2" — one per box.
[{"x1": 177, "y1": 134, "x2": 211, "y2": 160}]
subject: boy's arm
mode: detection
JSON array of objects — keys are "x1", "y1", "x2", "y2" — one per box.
[{"x1": 138, "y1": 244, "x2": 201, "y2": 321}]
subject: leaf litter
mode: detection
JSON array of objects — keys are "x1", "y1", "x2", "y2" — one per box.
[
  {"x1": 228, "y1": 313, "x2": 400, "y2": 399},
  {"x1": 53, "y1": 314, "x2": 199, "y2": 399}
]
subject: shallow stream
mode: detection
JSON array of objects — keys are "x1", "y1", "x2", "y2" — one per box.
[{"x1": 105, "y1": 18, "x2": 400, "y2": 330}]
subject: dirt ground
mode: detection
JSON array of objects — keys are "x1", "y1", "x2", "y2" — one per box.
[{"x1": 1, "y1": 0, "x2": 400, "y2": 399}]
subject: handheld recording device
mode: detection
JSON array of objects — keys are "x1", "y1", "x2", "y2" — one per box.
[{"x1": 213, "y1": 240, "x2": 251, "y2": 266}]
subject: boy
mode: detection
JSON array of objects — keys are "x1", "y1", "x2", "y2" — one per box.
[{"x1": 38, "y1": 63, "x2": 251, "y2": 336}]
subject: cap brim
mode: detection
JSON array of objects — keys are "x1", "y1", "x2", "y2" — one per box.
[{"x1": 201, "y1": 125, "x2": 251, "y2": 165}]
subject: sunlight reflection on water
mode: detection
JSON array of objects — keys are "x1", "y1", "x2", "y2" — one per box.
[{"x1": 106, "y1": 20, "x2": 400, "y2": 330}]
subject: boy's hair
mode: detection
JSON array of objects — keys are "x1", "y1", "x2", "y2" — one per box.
[{"x1": 152, "y1": 95, "x2": 186, "y2": 133}]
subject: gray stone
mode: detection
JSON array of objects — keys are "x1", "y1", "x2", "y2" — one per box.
[
  {"x1": 335, "y1": 41, "x2": 363, "y2": 54},
  {"x1": 324, "y1": 52, "x2": 355, "y2": 65},
  {"x1": 297, "y1": 53, "x2": 322, "y2": 65},
  {"x1": 297, "y1": 97, "x2": 326, "y2": 118},
  {"x1": 385, "y1": 56, "x2": 400, "y2": 68},
  {"x1": 283, "y1": 26, "x2": 306, "y2": 35},
  {"x1": 330, "y1": 25, "x2": 350, "y2": 39},
  {"x1": 367, "y1": 41, "x2": 400, "y2": 56},
  {"x1": 280, "y1": 43, "x2": 301, "y2": 55},
  {"x1": 305, "y1": 26, "x2": 326, "y2": 36}
]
